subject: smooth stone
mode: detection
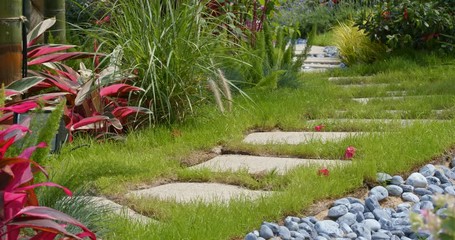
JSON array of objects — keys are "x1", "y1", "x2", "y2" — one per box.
[
  {"x1": 390, "y1": 176, "x2": 404, "y2": 185},
  {"x1": 428, "y1": 184, "x2": 444, "y2": 194},
  {"x1": 392, "y1": 211, "x2": 409, "y2": 218},
  {"x1": 364, "y1": 212, "x2": 375, "y2": 219},
  {"x1": 314, "y1": 220, "x2": 343, "y2": 238},
  {"x1": 445, "y1": 186, "x2": 455, "y2": 195},
  {"x1": 436, "y1": 208, "x2": 448, "y2": 218},
  {"x1": 405, "y1": 173, "x2": 428, "y2": 188},
  {"x1": 337, "y1": 212, "x2": 357, "y2": 226},
  {"x1": 385, "y1": 208, "x2": 395, "y2": 216},
  {"x1": 451, "y1": 158, "x2": 455, "y2": 168},
  {"x1": 285, "y1": 221, "x2": 299, "y2": 232},
  {"x1": 365, "y1": 197, "x2": 381, "y2": 212},
  {"x1": 340, "y1": 222, "x2": 353, "y2": 234},
  {"x1": 391, "y1": 218, "x2": 410, "y2": 226},
  {"x1": 346, "y1": 232, "x2": 357, "y2": 238},
  {"x1": 441, "y1": 182, "x2": 454, "y2": 188},
  {"x1": 399, "y1": 184, "x2": 414, "y2": 193},
  {"x1": 315, "y1": 236, "x2": 327, "y2": 240},
  {"x1": 419, "y1": 164, "x2": 436, "y2": 177},
  {"x1": 391, "y1": 230, "x2": 405, "y2": 237},
  {"x1": 434, "y1": 170, "x2": 450, "y2": 184},
  {"x1": 369, "y1": 186, "x2": 389, "y2": 201},
  {"x1": 349, "y1": 203, "x2": 365, "y2": 214},
  {"x1": 401, "y1": 237, "x2": 413, "y2": 240},
  {"x1": 402, "y1": 192, "x2": 420, "y2": 203},
  {"x1": 297, "y1": 229, "x2": 311, "y2": 238},
  {"x1": 351, "y1": 223, "x2": 371, "y2": 239},
  {"x1": 426, "y1": 176, "x2": 441, "y2": 185},
  {"x1": 291, "y1": 230, "x2": 304, "y2": 239},
  {"x1": 334, "y1": 198, "x2": 351, "y2": 208},
  {"x1": 372, "y1": 231, "x2": 391, "y2": 239},
  {"x1": 278, "y1": 226, "x2": 291, "y2": 240},
  {"x1": 356, "y1": 212, "x2": 365, "y2": 222},
  {"x1": 386, "y1": 185, "x2": 403, "y2": 196},
  {"x1": 373, "y1": 209, "x2": 391, "y2": 221},
  {"x1": 414, "y1": 188, "x2": 432, "y2": 196},
  {"x1": 363, "y1": 219, "x2": 381, "y2": 231},
  {"x1": 245, "y1": 233, "x2": 258, "y2": 240},
  {"x1": 379, "y1": 218, "x2": 393, "y2": 230},
  {"x1": 420, "y1": 194, "x2": 433, "y2": 202},
  {"x1": 329, "y1": 205, "x2": 349, "y2": 219},
  {"x1": 391, "y1": 235, "x2": 401, "y2": 240},
  {"x1": 259, "y1": 225, "x2": 274, "y2": 239},
  {"x1": 347, "y1": 197, "x2": 363, "y2": 204},
  {"x1": 377, "y1": 173, "x2": 393, "y2": 183},
  {"x1": 396, "y1": 203, "x2": 411, "y2": 212},
  {"x1": 262, "y1": 222, "x2": 280, "y2": 233},
  {"x1": 411, "y1": 202, "x2": 422, "y2": 213}
]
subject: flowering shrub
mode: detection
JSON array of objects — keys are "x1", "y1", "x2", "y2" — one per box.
[
  {"x1": 356, "y1": 0, "x2": 455, "y2": 51},
  {"x1": 410, "y1": 195, "x2": 455, "y2": 239}
]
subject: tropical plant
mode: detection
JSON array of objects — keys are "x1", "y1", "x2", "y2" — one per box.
[
  {"x1": 356, "y1": 0, "x2": 455, "y2": 51},
  {"x1": 333, "y1": 21, "x2": 385, "y2": 66},
  {"x1": 93, "y1": 0, "x2": 244, "y2": 124},
  {"x1": 0, "y1": 123, "x2": 96, "y2": 239},
  {"x1": 2, "y1": 18, "x2": 150, "y2": 138}
]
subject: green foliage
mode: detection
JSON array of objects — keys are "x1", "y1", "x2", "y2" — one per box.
[
  {"x1": 97, "y1": 0, "x2": 239, "y2": 123},
  {"x1": 356, "y1": 0, "x2": 455, "y2": 51},
  {"x1": 333, "y1": 21, "x2": 385, "y2": 66}
]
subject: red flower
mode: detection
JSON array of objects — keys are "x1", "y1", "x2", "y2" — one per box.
[
  {"x1": 95, "y1": 15, "x2": 111, "y2": 26},
  {"x1": 314, "y1": 125, "x2": 325, "y2": 132},
  {"x1": 382, "y1": 11, "x2": 391, "y2": 20},
  {"x1": 344, "y1": 146, "x2": 356, "y2": 159},
  {"x1": 318, "y1": 168, "x2": 330, "y2": 176},
  {"x1": 403, "y1": 8, "x2": 409, "y2": 20}
]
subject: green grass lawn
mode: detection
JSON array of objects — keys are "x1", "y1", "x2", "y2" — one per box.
[{"x1": 39, "y1": 52, "x2": 455, "y2": 239}]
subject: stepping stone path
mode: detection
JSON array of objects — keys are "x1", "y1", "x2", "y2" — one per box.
[
  {"x1": 190, "y1": 155, "x2": 348, "y2": 175},
  {"x1": 295, "y1": 44, "x2": 343, "y2": 72},
  {"x1": 127, "y1": 183, "x2": 271, "y2": 204},
  {"x1": 243, "y1": 131, "x2": 362, "y2": 145}
]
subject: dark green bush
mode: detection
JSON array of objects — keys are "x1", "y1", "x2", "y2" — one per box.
[{"x1": 356, "y1": 0, "x2": 455, "y2": 51}]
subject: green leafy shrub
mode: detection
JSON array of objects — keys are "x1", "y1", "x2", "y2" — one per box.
[
  {"x1": 356, "y1": 0, "x2": 455, "y2": 51},
  {"x1": 333, "y1": 21, "x2": 385, "y2": 66}
]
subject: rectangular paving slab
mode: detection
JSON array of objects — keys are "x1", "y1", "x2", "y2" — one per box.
[
  {"x1": 306, "y1": 118, "x2": 448, "y2": 126},
  {"x1": 190, "y1": 154, "x2": 349, "y2": 175},
  {"x1": 243, "y1": 131, "x2": 363, "y2": 145},
  {"x1": 304, "y1": 57, "x2": 341, "y2": 64},
  {"x1": 127, "y1": 183, "x2": 271, "y2": 204}
]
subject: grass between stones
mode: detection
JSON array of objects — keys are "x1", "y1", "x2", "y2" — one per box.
[{"x1": 40, "y1": 53, "x2": 455, "y2": 239}]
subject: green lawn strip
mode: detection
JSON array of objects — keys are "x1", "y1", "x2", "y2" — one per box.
[{"x1": 100, "y1": 122, "x2": 455, "y2": 240}]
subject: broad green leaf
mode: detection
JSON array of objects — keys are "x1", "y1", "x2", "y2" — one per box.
[{"x1": 6, "y1": 77, "x2": 45, "y2": 93}]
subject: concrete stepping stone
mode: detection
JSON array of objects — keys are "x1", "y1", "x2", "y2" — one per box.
[
  {"x1": 306, "y1": 118, "x2": 447, "y2": 126},
  {"x1": 127, "y1": 183, "x2": 271, "y2": 204},
  {"x1": 338, "y1": 83, "x2": 390, "y2": 88},
  {"x1": 303, "y1": 63, "x2": 341, "y2": 69},
  {"x1": 386, "y1": 90, "x2": 407, "y2": 96},
  {"x1": 80, "y1": 196, "x2": 154, "y2": 224},
  {"x1": 352, "y1": 96, "x2": 405, "y2": 104},
  {"x1": 190, "y1": 154, "x2": 349, "y2": 175},
  {"x1": 304, "y1": 57, "x2": 341, "y2": 64},
  {"x1": 328, "y1": 76, "x2": 372, "y2": 82},
  {"x1": 243, "y1": 132, "x2": 362, "y2": 145}
]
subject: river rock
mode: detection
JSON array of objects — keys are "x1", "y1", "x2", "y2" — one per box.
[
  {"x1": 328, "y1": 205, "x2": 349, "y2": 219},
  {"x1": 369, "y1": 186, "x2": 389, "y2": 201},
  {"x1": 406, "y1": 173, "x2": 428, "y2": 188},
  {"x1": 314, "y1": 220, "x2": 343, "y2": 238},
  {"x1": 402, "y1": 192, "x2": 420, "y2": 203},
  {"x1": 390, "y1": 175, "x2": 404, "y2": 185},
  {"x1": 386, "y1": 185, "x2": 403, "y2": 196},
  {"x1": 419, "y1": 164, "x2": 436, "y2": 177},
  {"x1": 259, "y1": 225, "x2": 274, "y2": 239}
]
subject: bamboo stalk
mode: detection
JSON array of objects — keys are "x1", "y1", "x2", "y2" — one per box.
[
  {"x1": 44, "y1": 0, "x2": 65, "y2": 43},
  {"x1": 0, "y1": 0, "x2": 23, "y2": 86}
]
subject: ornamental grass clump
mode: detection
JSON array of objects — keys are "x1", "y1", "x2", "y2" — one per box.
[{"x1": 333, "y1": 21, "x2": 385, "y2": 66}]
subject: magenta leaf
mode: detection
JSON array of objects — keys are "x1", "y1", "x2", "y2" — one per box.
[
  {"x1": 317, "y1": 168, "x2": 330, "y2": 176},
  {"x1": 112, "y1": 106, "x2": 152, "y2": 119},
  {"x1": 15, "y1": 182, "x2": 72, "y2": 197},
  {"x1": 27, "y1": 44, "x2": 76, "y2": 59},
  {"x1": 6, "y1": 218, "x2": 81, "y2": 240},
  {"x1": 100, "y1": 84, "x2": 144, "y2": 97},
  {"x1": 70, "y1": 115, "x2": 110, "y2": 131},
  {"x1": 314, "y1": 124, "x2": 325, "y2": 132},
  {"x1": 0, "y1": 102, "x2": 38, "y2": 113},
  {"x1": 28, "y1": 52, "x2": 96, "y2": 66},
  {"x1": 3, "y1": 192, "x2": 27, "y2": 220}
]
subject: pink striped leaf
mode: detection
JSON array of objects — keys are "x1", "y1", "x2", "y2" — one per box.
[
  {"x1": 112, "y1": 106, "x2": 152, "y2": 119},
  {"x1": 28, "y1": 52, "x2": 96, "y2": 66},
  {"x1": 100, "y1": 84, "x2": 144, "y2": 97},
  {"x1": 27, "y1": 44, "x2": 76, "y2": 59},
  {"x1": 70, "y1": 115, "x2": 110, "y2": 131}
]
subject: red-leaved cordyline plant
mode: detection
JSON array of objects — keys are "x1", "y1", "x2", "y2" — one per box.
[
  {"x1": 344, "y1": 146, "x2": 356, "y2": 159},
  {"x1": 0, "y1": 124, "x2": 96, "y2": 239},
  {"x1": 1, "y1": 18, "x2": 151, "y2": 139}
]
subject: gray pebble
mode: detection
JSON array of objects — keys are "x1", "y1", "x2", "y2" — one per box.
[
  {"x1": 333, "y1": 198, "x2": 351, "y2": 208},
  {"x1": 278, "y1": 226, "x2": 291, "y2": 240},
  {"x1": 402, "y1": 192, "x2": 420, "y2": 203},
  {"x1": 356, "y1": 212, "x2": 365, "y2": 222},
  {"x1": 396, "y1": 203, "x2": 411, "y2": 212},
  {"x1": 259, "y1": 225, "x2": 274, "y2": 239},
  {"x1": 363, "y1": 219, "x2": 381, "y2": 231},
  {"x1": 262, "y1": 222, "x2": 279, "y2": 233},
  {"x1": 369, "y1": 186, "x2": 389, "y2": 201},
  {"x1": 377, "y1": 173, "x2": 393, "y2": 183},
  {"x1": 372, "y1": 231, "x2": 391, "y2": 240},
  {"x1": 420, "y1": 201, "x2": 434, "y2": 210},
  {"x1": 285, "y1": 220, "x2": 299, "y2": 232},
  {"x1": 420, "y1": 194, "x2": 433, "y2": 202},
  {"x1": 347, "y1": 197, "x2": 363, "y2": 204},
  {"x1": 451, "y1": 158, "x2": 455, "y2": 168},
  {"x1": 419, "y1": 164, "x2": 436, "y2": 177},
  {"x1": 373, "y1": 208, "x2": 391, "y2": 221},
  {"x1": 365, "y1": 197, "x2": 381, "y2": 212},
  {"x1": 445, "y1": 186, "x2": 455, "y2": 195},
  {"x1": 406, "y1": 173, "x2": 428, "y2": 188},
  {"x1": 245, "y1": 233, "x2": 258, "y2": 240},
  {"x1": 329, "y1": 205, "x2": 349, "y2": 219},
  {"x1": 364, "y1": 212, "x2": 375, "y2": 219},
  {"x1": 346, "y1": 232, "x2": 357, "y2": 238},
  {"x1": 399, "y1": 184, "x2": 414, "y2": 192},
  {"x1": 314, "y1": 220, "x2": 343, "y2": 238},
  {"x1": 337, "y1": 212, "x2": 357, "y2": 226},
  {"x1": 349, "y1": 203, "x2": 365, "y2": 214},
  {"x1": 428, "y1": 184, "x2": 444, "y2": 194},
  {"x1": 386, "y1": 185, "x2": 403, "y2": 196},
  {"x1": 426, "y1": 176, "x2": 441, "y2": 185},
  {"x1": 434, "y1": 170, "x2": 450, "y2": 184},
  {"x1": 390, "y1": 175, "x2": 404, "y2": 185},
  {"x1": 339, "y1": 222, "x2": 353, "y2": 234},
  {"x1": 414, "y1": 188, "x2": 432, "y2": 196},
  {"x1": 351, "y1": 223, "x2": 371, "y2": 239},
  {"x1": 379, "y1": 218, "x2": 393, "y2": 230}
]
